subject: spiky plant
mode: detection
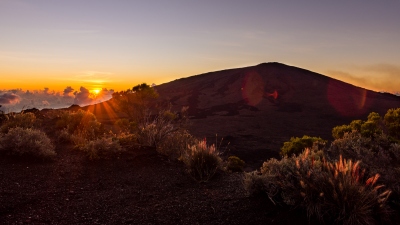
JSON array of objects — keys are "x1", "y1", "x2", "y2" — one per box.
[{"x1": 183, "y1": 139, "x2": 222, "y2": 182}]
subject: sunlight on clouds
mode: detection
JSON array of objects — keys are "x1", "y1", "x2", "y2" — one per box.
[
  {"x1": 326, "y1": 63, "x2": 400, "y2": 93},
  {"x1": 0, "y1": 85, "x2": 114, "y2": 113}
]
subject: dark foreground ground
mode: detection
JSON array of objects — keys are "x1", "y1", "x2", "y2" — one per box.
[{"x1": 0, "y1": 145, "x2": 314, "y2": 225}]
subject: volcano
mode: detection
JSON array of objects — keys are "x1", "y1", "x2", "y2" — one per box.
[{"x1": 151, "y1": 62, "x2": 400, "y2": 165}]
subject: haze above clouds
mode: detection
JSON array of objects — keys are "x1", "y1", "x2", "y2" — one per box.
[{"x1": 1, "y1": 0, "x2": 399, "y2": 112}]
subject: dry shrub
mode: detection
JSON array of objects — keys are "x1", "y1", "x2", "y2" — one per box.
[
  {"x1": 314, "y1": 156, "x2": 391, "y2": 225},
  {"x1": 137, "y1": 110, "x2": 178, "y2": 148},
  {"x1": 55, "y1": 110, "x2": 102, "y2": 141},
  {"x1": 82, "y1": 137, "x2": 123, "y2": 160},
  {"x1": 182, "y1": 139, "x2": 222, "y2": 182},
  {"x1": 157, "y1": 129, "x2": 196, "y2": 158},
  {"x1": 0, "y1": 112, "x2": 36, "y2": 133},
  {"x1": 243, "y1": 171, "x2": 267, "y2": 196},
  {"x1": 245, "y1": 149, "x2": 392, "y2": 224},
  {"x1": 226, "y1": 156, "x2": 245, "y2": 172},
  {"x1": 117, "y1": 132, "x2": 138, "y2": 147},
  {"x1": 57, "y1": 128, "x2": 73, "y2": 144},
  {"x1": 0, "y1": 127, "x2": 55, "y2": 159},
  {"x1": 329, "y1": 131, "x2": 400, "y2": 200}
]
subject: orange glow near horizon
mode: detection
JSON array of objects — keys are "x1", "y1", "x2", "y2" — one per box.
[
  {"x1": 0, "y1": 68, "x2": 177, "y2": 93},
  {"x1": 0, "y1": 65, "x2": 397, "y2": 95}
]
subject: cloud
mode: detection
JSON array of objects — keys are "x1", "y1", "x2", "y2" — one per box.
[
  {"x1": 63, "y1": 86, "x2": 74, "y2": 96},
  {"x1": 327, "y1": 64, "x2": 400, "y2": 93},
  {"x1": 42, "y1": 100, "x2": 50, "y2": 107},
  {"x1": 0, "y1": 85, "x2": 113, "y2": 112},
  {"x1": 73, "y1": 87, "x2": 114, "y2": 106},
  {"x1": 359, "y1": 64, "x2": 400, "y2": 93},
  {"x1": 363, "y1": 64, "x2": 400, "y2": 78},
  {"x1": 326, "y1": 70, "x2": 369, "y2": 88},
  {"x1": 74, "y1": 87, "x2": 92, "y2": 106},
  {"x1": 0, "y1": 93, "x2": 21, "y2": 105}
]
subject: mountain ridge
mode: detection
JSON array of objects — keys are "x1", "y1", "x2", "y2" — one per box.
[
  {"x1": 74, "y1": 62, "x2": 400, "y2": 166},
  {"x1": 152, "y1": 62, "x2": 400, "y2": 164}
]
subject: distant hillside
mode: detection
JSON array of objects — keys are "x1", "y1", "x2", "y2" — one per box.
[{"x1": 153, "y1": 62, "x2": 400, "y2": 164}]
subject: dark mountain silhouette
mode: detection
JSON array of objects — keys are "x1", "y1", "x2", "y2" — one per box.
[
  {"x1": 153, "y1": 62, "x2": 400, "y2": 165},
  {"x1": 76, "y1": 62, "x2": 400, "y2": 166}
]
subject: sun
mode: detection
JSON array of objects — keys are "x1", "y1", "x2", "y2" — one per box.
[{"x1": 90, "y1": 88, "x2": 101, "y2": 97}]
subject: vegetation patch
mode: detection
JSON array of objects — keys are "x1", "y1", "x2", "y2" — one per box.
[
  {"x1": 226, "y1": 156, "x2": 245, "y2": 172},
  {"x1": 0, "y1": 127, "x2": 56, "y2": 160},
  {"x1": 244, "y1": 148, "x2": 391, "y2": 224},
  {"x1": 280, "y1": 135, "x2": 326, "y2": 157},
  {"x1": 182, "y1": 139, "x2": 222, "y2": 182},
  {"x1": 83, "y1": 137, "x2": 124, "y2": 160}
]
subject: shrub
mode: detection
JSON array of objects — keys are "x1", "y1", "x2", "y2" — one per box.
[
  {"x1": 0, "y1": 109, "x2": 7, "y2": 126},
  {"x1": 157, "y1": 129, "x2": 196, "y2": 158},
  {"x1": 57, "y1": 128, "x2": 73, "y2": 143},
  {"x1": 245, "y1": 149, "x2": 391, "y2": 224},
  {"x1": 55, "y1": 110, "x2": 102, "y2": 141},
  {"x1": 280, "y1": 135, "x2": 326, "y2": 156},
  {"x1": 114, "y1": 118, "x2": 137, "y2": 133},
  {"x1": 182, "y1": 139, "x2": 222, "y2": 182},
  {"x1": 243, "y1": 171, "x2": 267, "y2": 196},
  {"x1": 0, "y1": 127, "x2": 56, "y2": 159},
  {"x1": 329, "y1": 131, "x2": 400, "y2": 200},
  {"x1": 82, "y1": 137, "x2": 123, "y2": 160},
  {"x1": 0, "y1": 112, "x2": 36, "y2": 133},
  {"x1": 332, "y1": 124, "x2": 353, "y2": 139},
  {"x1": 112, "y1": 83, "x2": 159, "y2": 121},
  {"x1": 226, "y1": 156, "x2": 245, "y2": 172},
  {"x1": 138, "y1": 121, "x2": 174, "y2": 148},
  {"x1": 314, "y1": 156, "x2": 391, "y2": 225},
  {"x1": 117, "y1": 132, "x2": 138, "y2": 147},
  {"x1": 332, "y1": 112, "x2": 384, "y2": 140},
  {"x1": 137, "y1": 108, "x2": 183, "y2": 148},
  {"x1": 384, "y1": 108, "x2": 400, "y2": 141}
]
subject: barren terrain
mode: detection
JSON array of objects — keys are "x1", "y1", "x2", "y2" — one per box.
[{"x1": 0, "y1": 144, "x2": 313, "y2": 225}]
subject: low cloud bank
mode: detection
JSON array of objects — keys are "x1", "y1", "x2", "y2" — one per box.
[
  {"x1": 0, "y1": 86, "x2": 114, "y2": 113},
  {"x1": 0, "y1": 93, "x2": 21, "y2": 105}
]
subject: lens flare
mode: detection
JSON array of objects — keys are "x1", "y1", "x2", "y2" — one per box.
[
  {"x1": 241, "y1": 71, "x2": 265, "y2": 106},
  {"x1": 327, "y1": 80, "x2": 368, "y2": 117}
]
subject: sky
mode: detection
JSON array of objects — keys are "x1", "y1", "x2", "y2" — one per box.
[{"x1": 1, "y1": 0, "x2": 400, "y2": 111}]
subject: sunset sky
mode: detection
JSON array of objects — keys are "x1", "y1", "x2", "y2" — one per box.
[{"x1": 1, "y1": 0, "x2": 400, "y2": 110}]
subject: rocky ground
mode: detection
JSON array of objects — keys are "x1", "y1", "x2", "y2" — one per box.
[{"x1": 0, "y1": 144, "x2": 313, "y2": 225}]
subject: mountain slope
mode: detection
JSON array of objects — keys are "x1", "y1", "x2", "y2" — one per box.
[{"x1": 154, "y1": 63, "x2": 400, "y2": 165}]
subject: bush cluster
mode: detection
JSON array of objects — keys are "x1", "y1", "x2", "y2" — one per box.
[
  {"x1": 280, "y1": 135, "x2": 326, "y2": 156},
  {"x1": 244, "y1": 149, "x2": 391, "y2": 224},
  {"x1": 83, "y1": 137, "x2": 123, "y2": 160},
  {"x1": 332, "y1": 109, "x2": 400, "y2": 140},
  {"x1": 329, "y1": 131, "x2": 400, "y2": 200},
  {"x1": 182, "y1": 139, "x2": 222, "y2": 182},
  {"x1": 55, "y1": 109, "x2": 102, "y2": 142},
  {"x1": 226, "y1": 156, "x2": 245, "y2": 172},
  {"x1": 157, "y1": 129, "x2": 196, "y2": 158},
  {"x1": 245, "y1": 108, "x2": 400, "y2": 224},
  {"x1": 0, "y1": 127, "x2": 56, "y2": 159},
  {"x1": 0, "y1": 112, "x2": 36, "y2": 133}
]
